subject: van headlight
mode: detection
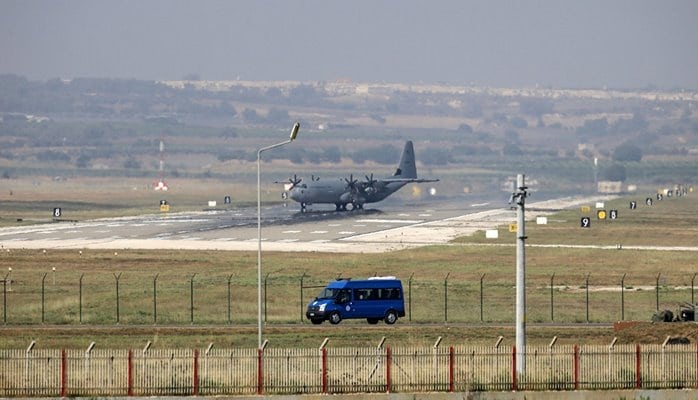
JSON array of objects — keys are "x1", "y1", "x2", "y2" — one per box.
[{"x1": 318, "y1": 304, "x2": 326, "y2": 312}]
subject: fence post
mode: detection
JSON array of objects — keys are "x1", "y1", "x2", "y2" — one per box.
[
  {"x1": 190, "y1": 273, "x2": 196, "y2": 324},
  {"x1": 550, "y1": 273, "x2": 555, "y2": 322},
  {"x1": 654, "y1": 272, "x2": 662, "y2": 311},
  {"x1": 449, "y1": 346, "x2": 454, "y2": 392},
  {"x1": 153, "y1": 274, "x2": 158, "y2": 324},
  {"x1": 61, "y1": 349, "x2": 67, "y2": 397},
  {"x1": 408, "y1": 273, "x2": 413, "y2": 322},
  {"x1": 480, "y1": 274, "x2": 485, "y2": 322},
  {"x1": 386, "y1": 346, "x2": 391, "y2": 393},
  {"x1": 635, "y1": 344, "x2": 641, "y2": 389},
  {"x1": 193, "y1": 349, "x2": 199, "y2": 396},
  {"x1": 620, "y1": 273, "x2": 626, "y2": 321},
  {"x1": 443, "y1": 273, "x2": 450, "y2": 323},
  {"x1": 41, "y1": 273, "x2": 47, "y2": 323},
  {"x1": 114, "y1": 273, "x2": 121, "y2": 324},
  {"x1": 300, "y1": 273, "x2": 307, "y2": 322},
  {"x1": 585, "y1": 273, "x2": 590, "y2": 323},
  {"x1": 127, "y1": 349, "x2": 133, "y2": 397},
  {"x1": 79, "y1": 273, "x2": 84, "y2": 324},
  {"x1": 227, "y1": 274, "x2": 233, "y2": 325}
]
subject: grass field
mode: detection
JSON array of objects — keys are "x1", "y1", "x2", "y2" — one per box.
[{"x1": 1, "y1": 191, "x2": 697, "y2": 350}]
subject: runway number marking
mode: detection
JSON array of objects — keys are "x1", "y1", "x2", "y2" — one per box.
[{"x1": 580, "y1": 217, "x2": 591, "y2": 228}]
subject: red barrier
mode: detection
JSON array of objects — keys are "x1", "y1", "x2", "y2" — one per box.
[
  {"x1": 386, "y1": 347, "x2": 392, "y2": 393},
  {"x1": 511, "y1": 346, "x2": 519, "y2": 391},
  {"x1": 573, "y1": 345, "x2": 579, "y2": 390},
  {"x1": 127, "y1": 349, "x2": 133, "y2": 396},
  {"x1": 635, "y1": 344, "x2": 641, "y2": 389},
  {"x1": 448, "y1": 346, "x2": 454, "y2": 392},
  {"x1": 193, "y1": 349, "x2": 199, "y2": 396},
  {"x1": 257, "y1": 348, "x2": 263, "y2": 395},
  {"x1": 321, "y1": 348, "x2": 327, "y2": 394},
  {"x1": 60, "y1": 349, "x2": 67, "y2": 397}
]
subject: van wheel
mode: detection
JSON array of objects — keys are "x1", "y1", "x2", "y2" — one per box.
[
  {"x1": 367, "y1": 318, "x2": 379, "y2": 324},
  {"x1": 384, "y1": 310, "x2": 398, "y2": 325},
  {"x1": 310, "y1": 318, "x2": 323, "y2": 325},
  {"x1": 328, "y1": 312, "x2": 342, "y2": 325}
]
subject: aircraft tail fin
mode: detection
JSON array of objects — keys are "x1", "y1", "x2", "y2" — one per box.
[{"x1": 393, "y1": 141, "x2": 417, "y2": 179}]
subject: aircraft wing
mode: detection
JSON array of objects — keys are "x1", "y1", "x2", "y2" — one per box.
[{"x1": 381, "y1": 178, "x2": 440, "y2": 183}]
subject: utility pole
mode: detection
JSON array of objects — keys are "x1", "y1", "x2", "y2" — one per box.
[{"x1": 511, "y1": 174, "x2": 529, "y2": 376}]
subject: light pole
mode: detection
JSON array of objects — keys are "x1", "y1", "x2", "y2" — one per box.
[{"x1": 257, "y1": 122, "x2": 300, "y2": 348}]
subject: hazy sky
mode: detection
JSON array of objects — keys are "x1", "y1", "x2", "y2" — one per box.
[{"x1": 2, "y1": 1, "x2": 697, "y2": 89}]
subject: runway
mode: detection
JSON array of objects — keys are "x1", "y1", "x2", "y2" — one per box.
[{"x1": 0, "y1": 195, "x2": 615, "y2": 253}]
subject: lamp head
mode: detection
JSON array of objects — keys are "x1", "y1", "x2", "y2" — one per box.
[{"x1": 289, "y1": 122, "x2": 300, "y2": 141}]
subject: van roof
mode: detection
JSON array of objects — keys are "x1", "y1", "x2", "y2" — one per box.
[{"x1": 326, "y1": 278, "x2": 402, "y2": 289}]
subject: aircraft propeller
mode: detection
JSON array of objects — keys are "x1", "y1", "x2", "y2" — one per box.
[
  {"x1": 288, "y1": 174, "x2": 302, "y2": 189},
  {"x1": 363, "y1": 173, "x2": 378, "y2": 194},
  {"x1": 344, "y1": 174, "x2": 360, "y2": 193}
]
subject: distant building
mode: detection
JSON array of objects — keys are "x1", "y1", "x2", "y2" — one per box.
[{"x1": 597, "y1": 180, "x2": 622, "y2": 194}]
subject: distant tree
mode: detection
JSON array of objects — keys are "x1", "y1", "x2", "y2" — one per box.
[
  {"x1": 504, "y1": 130, "x2": 520, "y2": 145},
  {"x1": 123, "y1": 156, "x2": 141, "y2": 169},
  {"x1": 612, "y1": 143, "x2": 643, "y2": 162},
  {"x1": 510, "y1": 117, "x2": 528, "y2": 129},
  {"x1": 76, "y1": 154, "x2": 91, "y2": 168},
  {"x1": 576, "y1": 118, "x2": 609, "y2": 138},
  {"x1": 266, "y1": 107, "x2": 290, "y2": 124},
  {"x1": 613, "y1": 113, "x2": 648, "y2": 133},
  {"x1": 36, "y1": 150, "x2": 70, "y2": 162},
  {"x1": 242, "y1": 108, "x2": 262, "y2": 123},
  {"x1": 601, "y1": 163, "x2": 627, "y2": 181},
  {"x1": 502, "y1": 143, "x2": 523, "y2": 156},
  {"x1": 519, "y1": 98, "x2": 555, "y2": 116},
  {"x1": 321, "y1": 146, "x2": 342, "y2": 163},
  {"x1": 217, "y1": 101, "x2": 237, "y2": 118},
  {"x1": 420, "y1": 148, "x2": 453, "y2": 165},
  {"x1": 457, "y1": 123, "x2": 473, "y2": 133}
]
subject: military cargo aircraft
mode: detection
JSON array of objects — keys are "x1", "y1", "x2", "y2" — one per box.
[{"x1": 280, "y1": 141, "x2": 438, "y2": 212}]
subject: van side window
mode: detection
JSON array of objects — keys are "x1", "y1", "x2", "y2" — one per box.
[
  {"x1": 381, "y1": 288, "x2": 401, "y2": 300},
  {"x1": 336, "y1": 289, "x2": 351, "y2": 303}
]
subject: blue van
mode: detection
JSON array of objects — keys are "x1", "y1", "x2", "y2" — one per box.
[{"x1": 306, "y1": 277, "x2": 405, "y2": 325}]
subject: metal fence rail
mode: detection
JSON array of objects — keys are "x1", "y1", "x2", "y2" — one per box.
[{"x1": 1, "y1": 344, "x2": 697, "y2": 396}]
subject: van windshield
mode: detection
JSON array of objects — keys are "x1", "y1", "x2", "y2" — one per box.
[{"x1": 316, "y1": 288, "x2": 340, "y2": 300}]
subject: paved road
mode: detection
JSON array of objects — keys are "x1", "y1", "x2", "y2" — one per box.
[{"x1": 0, "y1": 195, "x2": 616, "y2": 253}]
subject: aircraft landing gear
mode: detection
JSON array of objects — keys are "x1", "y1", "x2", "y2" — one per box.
[
  {"x1": 348, "y1": 202, "x2": 363, "y2": 211},
  {"x1": 300, "y1": 203, "x2": 308, "y2": 212}
]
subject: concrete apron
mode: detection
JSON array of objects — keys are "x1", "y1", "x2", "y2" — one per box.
[{"x1": 91, "y1": 389, "x2": 698, "y2": 400}]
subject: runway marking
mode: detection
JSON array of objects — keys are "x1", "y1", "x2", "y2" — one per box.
[
  {"x1": 353, "y1": 224, "x2": 367, "y2": 227},
  {"x1": 311, "y1": 231, "x2": 328, "y2": 234},
  {"x1": 310, "y1": 239, "x2": 330, "y2": 243},
  {"x1": 215, "y1": 238, "x2": 236, "y2": 241},
  {"x1": 278, "y1": 238, "x2": 299, "y2": 243},
  {"x1": 356, "y1": 219, "x2": 423, "y2": 224},
  {"x1": 338, "y1": 231, "x2": 356, "y2": 235},
  {"x1": 418, "y1": 214, "x2": 432, "y2": 217},
  {"x1": 328, "y1": 224, "x2": 341, "y2": 227},
  {"x1": 471, "y1": 202, "x2": 491, "y2": 207},
  {"x1": 283, "y1": 230, "x2": 302, "y2": 234}
]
